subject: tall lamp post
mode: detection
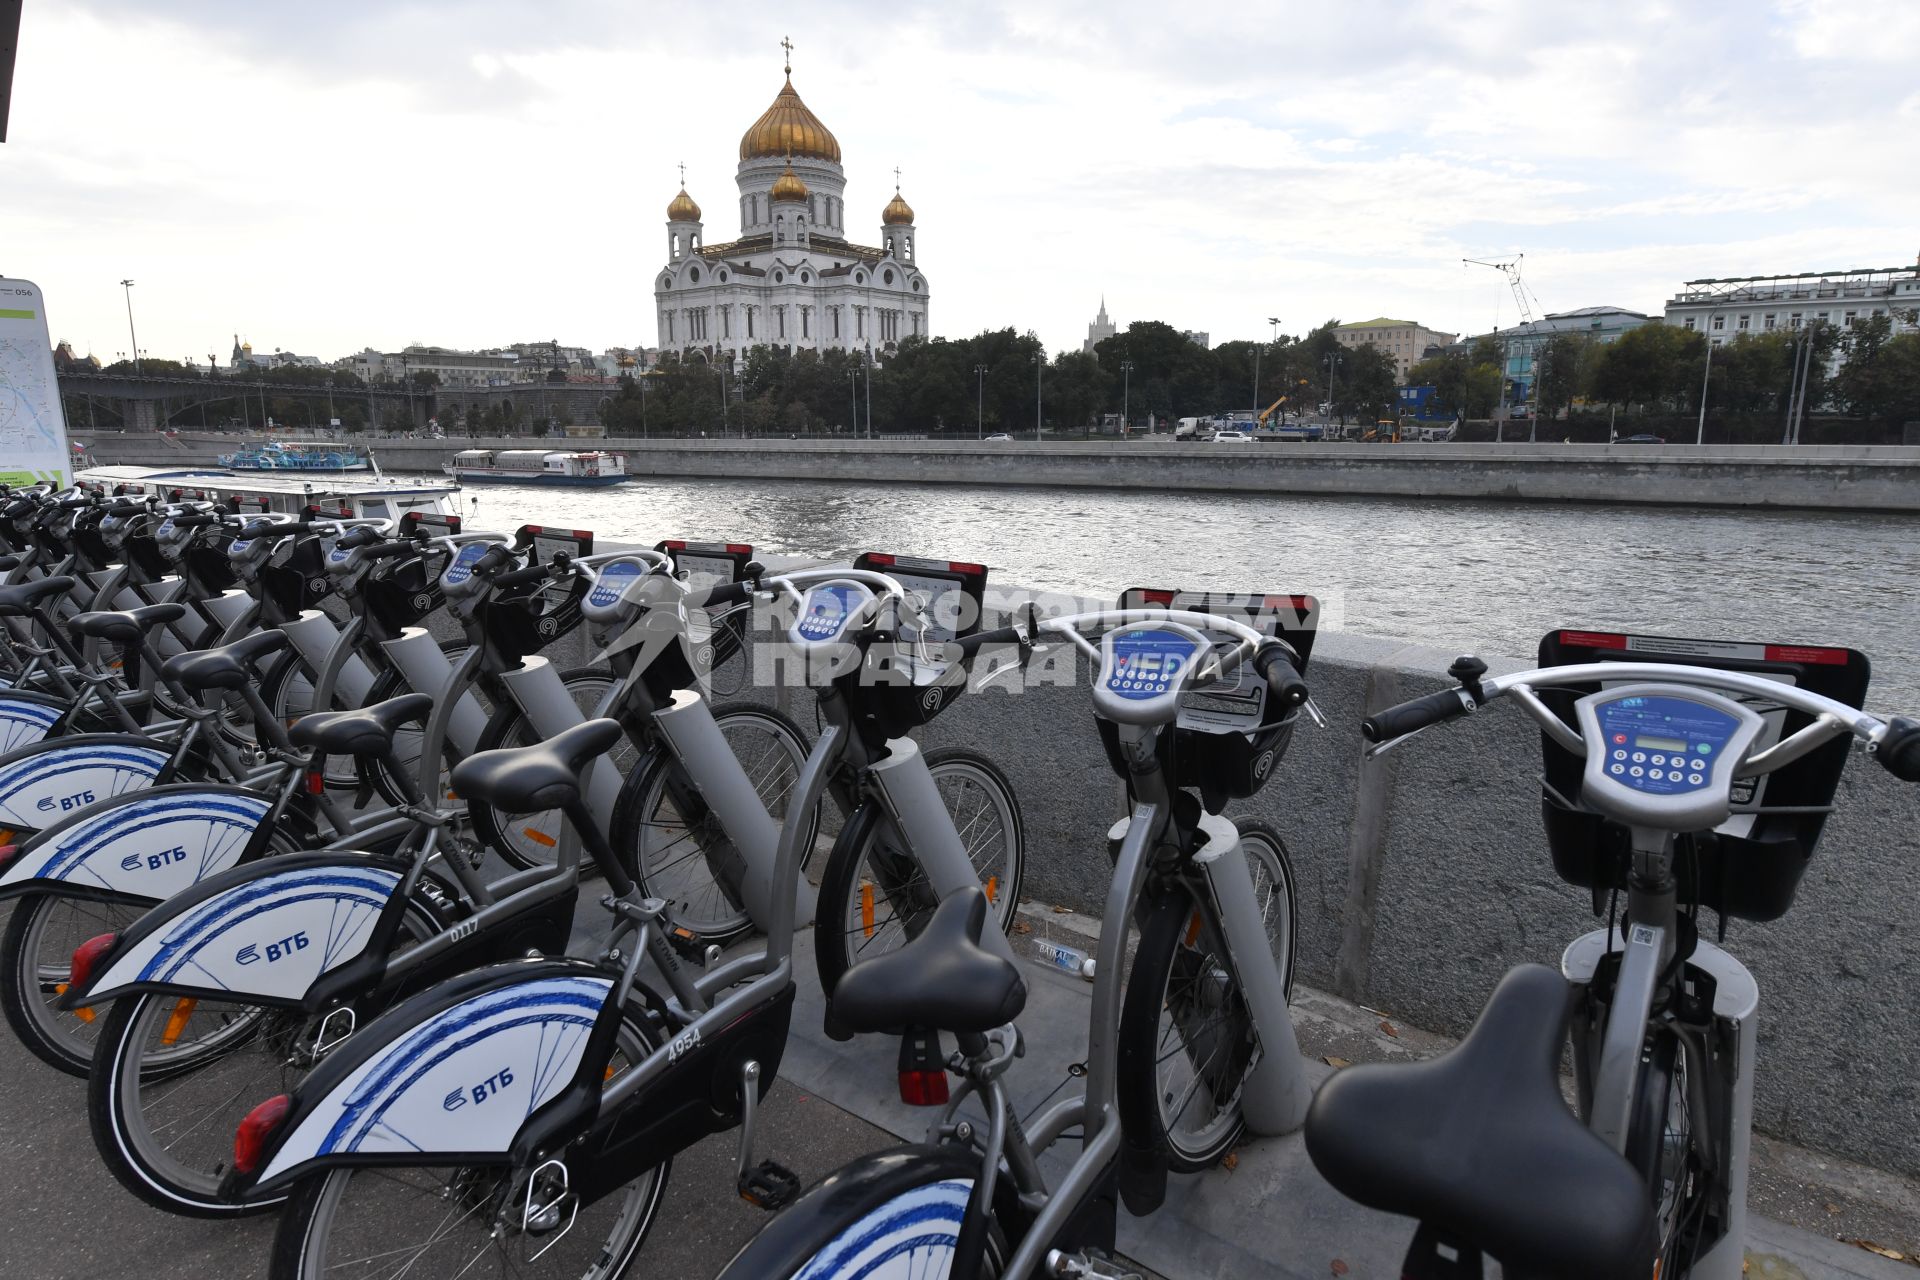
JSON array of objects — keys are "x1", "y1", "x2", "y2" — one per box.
[
  {"x1": 1266, "y1": 316, "x2": 1281, "y2": 420},
  {"x1": 1119, "y1": 360, "x2": 1134, "y2": 435},
  {"x1": 863, "y1": 350, "x2": 873, "y2": 439},
  {"x1": 1031, "y1": 350, "x2": 1043, "y2": 440},
  {"x1": 849, "y1": 368, "x2": 859, "y2": 437},
  {"x1": 1325, "y1": 353, "x2": 1338, "y2": 426},
  {"x1": 1695, "y1": 336, "x2": 1714, "y2": 446},
  {"x1": 973, "y1": 364, "x2": 987, "y2": 439},
  {"x1": 119, "y1": 280, "x2": 140, "y2": 375}
]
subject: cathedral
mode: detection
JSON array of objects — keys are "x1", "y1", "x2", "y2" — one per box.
[{"x1": 654, "y1": 47, "x2": 928, "y2": 364}]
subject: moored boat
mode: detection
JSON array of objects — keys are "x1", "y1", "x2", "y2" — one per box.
[
  {"x1": 445, "y1": 448, "x2": 628, "y2": 487},
  {"x1": 216, "y1": 441, "x2": 372, "y2": 472}
]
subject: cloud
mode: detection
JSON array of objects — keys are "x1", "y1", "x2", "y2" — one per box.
[{"x1": 5, "y1": 0, "x2": 1915, "y2": 365}]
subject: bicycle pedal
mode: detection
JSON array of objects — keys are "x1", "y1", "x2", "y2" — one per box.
[
  {"x1": 664, "y1": 925, "x2": 707, "y2": 963},
  {"x1": 736, "y1": 1160, "x2": 801, "y2": 1211}
]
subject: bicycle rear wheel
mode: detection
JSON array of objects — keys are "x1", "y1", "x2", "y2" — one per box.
[
  {"x1": 0, "y1": 891, "x2": 151, "y2": 1075},
  {"x1": 267, "y1": 1011, "x2": 667, "y2": 1280},
  {"x1": 814, "y1": 747, "x2": 1024, "y2": 999},
  {"x1": 1116, "y1": 820, "x2": 1296, "y2": 1172}
]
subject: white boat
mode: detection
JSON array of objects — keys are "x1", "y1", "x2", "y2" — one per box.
[
  {"x1": 444, "y1": 449, "x2": 629, "y2": 488},
  {"x1": 76, "y1": 464, "x2": 461, "y2": 520}
]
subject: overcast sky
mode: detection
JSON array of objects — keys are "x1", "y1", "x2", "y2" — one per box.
[{"x1": 5, "y1": 0, "x2": 1917, "y2": 366}]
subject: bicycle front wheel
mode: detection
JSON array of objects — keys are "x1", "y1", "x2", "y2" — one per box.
[
  {"x1": 1116, "y1": 819, "x2": 1296, "y2": 1172},
  {"x1": 267, "y1": 1011, "x2": 667, "y2": 1280},
  {"x1": 814, "y1": 747, "x2": 1024, "y2": 999},
  {"x1": 469, "y1": 667, "x2": 635, "y2": 870},
  {"x1": 611, "y1": 702, "x2": 816, "y2": 942},
  {"x1": 1626, "y1": 1027, "x2": 1706, "y2": 1270}
]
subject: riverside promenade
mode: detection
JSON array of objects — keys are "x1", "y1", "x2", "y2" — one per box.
[{"x1": 86, "y1": 434, "x2": 1920, "y2": 513}]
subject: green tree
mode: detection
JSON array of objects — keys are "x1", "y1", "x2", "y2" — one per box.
[
  {"x1": 1838, "y1": 319, "x2": 1920, "y2": 425},
  {"x1": 1335, "y1": 345, "x2": 1397, "y2": 422},
  {"x1": 1534, "y1": 333, "x2": 1592, "y2": 421}
]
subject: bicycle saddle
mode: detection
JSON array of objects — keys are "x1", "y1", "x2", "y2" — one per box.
[
  {"x1": 289, "y1": 693, "x2": 434, "y2": 758},
  {"x1": 69, "y1": 603, "x2": 188, "y2": 644},
  {"x1": 161, "y1": 630, "x2": 290, "y2": 693},
  {"x1": 830, "y1": 886, "x2": 1026, "y2": 1036},
  {"x1": 1304, "y1": 964, "x2": 1656, "y2": 1280},
  {"x1": 449, "y1": 717, "x2": 621, "y2": 812},
  {"x1": 0, "y1": 575, "x2": 78, "y2": 616}
]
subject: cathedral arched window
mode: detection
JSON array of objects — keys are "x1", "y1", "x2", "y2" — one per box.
[
  {"x1": 719, "y1": 270, "x2": 728, "y2": 283},
  {"x1": 884, "y1": 269, "x2": 895, "y2": 286},
  {"x1": 774, "y1": 270, "x2": 785, "y2": 283},
  {"x1": 800, "y1": 271, "x2": 811, "y2": 284},
  {"x1": 660, "y1": 277, "x2": 671, "y2": 290},
  {"x1": 855, "y1": 272, "x2": 866, "y2": 285},
  {"x1": 689, "y1": 266, "x2": 701, "y2": 283}
]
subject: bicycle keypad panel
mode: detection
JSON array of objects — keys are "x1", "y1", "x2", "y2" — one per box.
[
  {"x1": 439, "y1": 539, "x2": 491, "y2": 590},
  {"x1": 792, "y1": 581, "x2": 875, "y2": 646}
]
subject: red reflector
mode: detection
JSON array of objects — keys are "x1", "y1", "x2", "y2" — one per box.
[
  {"x1": 233, "y1": 1094, "x2": 292, "y2": 1175},
  {"x1": 1139, "y1": 588, "x2": 1176, "y2": 605},
  {"x1": 574, "y1": 529, "x2": 593, "y2": 539},
  {"x1": 1560, "y1": 630, "x2": 1627, "y2": 650},
  {"x1": 863, "y1": 552, "x2": 896, "y2": 566},
  {"x1": 304, "y1": 770, "x2": 326, "y2": 795},
  {"x1": 0, "y1": 844, "x2": 18, "y2": 869},
  {"x1": 1764, "y1": 644, "x2": 1850, "y2": 666},
  {"x1": 898, "y1": 1070, "x2": 949, "y2": 1107},
  {"x1": 524, "y1": 525, "x2": 545, "y2": 534},
  {"x1": 946, "y1": 561, "x2": 986, "y2": 576},
  {"x1": 1264, "y1": 595, "x2": 1316, "y2": 613},
  {"x1": 660, "y1": 539, "x2": 687, "y2": 550},
  {"x1": 69, "y1": 933, "x2": 118, "y2": 992},
  {"x1": 725, "y1": 543, "x2": 753, "y2": 554}
]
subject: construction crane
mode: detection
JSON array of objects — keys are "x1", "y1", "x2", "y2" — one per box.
[{"x1": 1463, "y1": 254, "x2": 1547, "y2": 441}]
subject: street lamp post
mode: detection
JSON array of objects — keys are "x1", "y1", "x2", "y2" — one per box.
[
  {"x1": 849, "y1": 368, "x2": 859, "y2": 437},
  {"x1": 1267, "y1": 316, "x2": 1281, "y2": 421},
  {"x1": 1695, "y1": 336, "x2": 1714, "y2": 445},
  {"x1": 973, "y1": 365, "x2": 987, "y2": 439},
  {"x1": 1032, "y1": 350, "x2": 1043, "y2": 440},
  {"x1": 863, "y1": 351, "x2": 873, "y2": 439},
  {"x1": 1325, "y1": 353, "x2": 1338, "y2": 426},
  {"x1": 119, "y1": 280, "x2": 140, "y2": 376},
  {"x1": 1120, "y1": 360, "x2": 1134, "y2": 435}
]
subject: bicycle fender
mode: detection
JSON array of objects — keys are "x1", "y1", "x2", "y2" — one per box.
[
  {"x1": 0, "y1": 783, "x2": 271, "y2": 902},
  {"x1": 69, "y1": 853, "x2": 406, "y2": 1008},
  {"x1": 0, "y1": 690, "x2": 66, "y2": 752},
  {"x1": 714, "y1": 1146, "x2": 992, "y2": 1280},
  {"x1": 0, "y1": 734, "x2": 170, "y2": 832},
  {"x1": 249, "y1": 959, "x2": 614, "y2": 1192}
]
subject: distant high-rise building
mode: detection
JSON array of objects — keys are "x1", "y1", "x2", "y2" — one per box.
[
  {"x1": 1181, "y1": 330, "x2": 1210, "y2": 349},
  {"x1": 1084, "y1": 297, "x2": 1116, "y2": 354}
]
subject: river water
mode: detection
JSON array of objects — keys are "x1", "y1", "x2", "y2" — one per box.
[{"x1": 440, "y1": 475, "x2": 1920, "y2": 707}]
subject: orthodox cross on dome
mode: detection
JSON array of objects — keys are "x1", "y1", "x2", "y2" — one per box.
[
  {"x1": 781, "y1": 35, "x2": 794, "y2": 75},
  {"x1": 677, "y1": 161, "x2": 686, "y2": 186},
  {"x1": 893, "y1": 165, "x2": 902, "y2": 191}
]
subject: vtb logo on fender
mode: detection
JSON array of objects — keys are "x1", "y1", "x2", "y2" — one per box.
[
  {"x1": 236, "y1": 931, "x2": 311, "y2": 966},
  {"x1": 443, "y1": 1067, "x2": 513, "y2": 1111},
  {"x1": 119, "y1": 846, "x2": 189, "y2": 873}
]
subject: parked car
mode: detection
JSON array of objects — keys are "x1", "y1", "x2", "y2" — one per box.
[
  {"x1": 983, "y1": 433, "x2": 1014, "y2": 442},
  {"x1": 1211, "y1": 430, "x2": 1253, "y2": 443},
  {"x1": 1620, "y1": 433, "x2": 1667, "y2": 444}
]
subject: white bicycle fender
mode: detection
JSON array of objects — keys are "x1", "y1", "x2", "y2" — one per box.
[
  {"x1": 257, "y1": 973, "x2": 612, "y2": 1185},
  {"x1": 0, "y1": 787, "x2": 270, "y2": 897},
  {"x1": 795, "y1": 1179, "x2": 973, "y2": 1280},
  {"x1": 86, "y1": 862, "x2": 402, "y2": 1003},
  {"x1": 0, "y1": 739, "x2": 169, "y2": 830}
]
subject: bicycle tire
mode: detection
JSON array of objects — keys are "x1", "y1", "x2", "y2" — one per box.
[
  {"x1": 353, "y1": 640, "x2": 478, "y2": 809},
  {"x1": 813, "y1": 746, "x2": 1025, "y2": 1002},
  {"x1": 468, "y1": 666, "x2": 632, "y2": 870},
  {"x1": 1115, "y1": 819, "x2": 1297, "y2": 1173},
  {"x1": 609, "y1": 702, "x2": 817, "y2": 943},
  {"x1": 1625, "y1": 1026, "x2": 1705, "y2": 1270},
  {"x1": 87, "y1": 891, "x2": 454, "y2": 1218},
  {"x1": 267, "y1": 1007, "x2": 669, "y2": 1280}
]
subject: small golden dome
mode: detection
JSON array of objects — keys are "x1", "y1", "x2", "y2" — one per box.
[
  {"x1": 769, "y1": 161, "x2": 810, "y2": 204},
  {"x1": 740, "y1": 76, "x2": 841, "y2": 164},
  {"x1": 882, "y1": 191, "x2": 915, "y2": 225},
  {"x1": 666, "y1": 187, "x2": 701, "y2": 221}
]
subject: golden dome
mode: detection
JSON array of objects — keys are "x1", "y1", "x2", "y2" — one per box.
[
  {"x1": 666, "y1": 187, "x2": 701, "y2": 221},
  {"x1": 882, "y1": 191, "x2": 915, "y2": 225},
  {"x1": 739, "y1": 76, "x2": 841, "y2": 164},
  {"x1": 769, "y1": 161, "x2": 810, "y2": 203}
]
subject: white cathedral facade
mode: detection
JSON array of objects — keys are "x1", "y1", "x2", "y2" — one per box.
[{"x1": 654, "y1": 61, "x2": 929, "y2": 363}]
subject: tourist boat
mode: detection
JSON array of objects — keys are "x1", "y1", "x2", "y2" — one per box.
[
  {"x1": 445, "y1": 448, "x2": 629, "y2": 487},
  {"x1": 76, "y1": 464, "x2": 460, "y2": 521},
  {"x1": 216, "y1": 441, "x2": 372, "y2": 472}
]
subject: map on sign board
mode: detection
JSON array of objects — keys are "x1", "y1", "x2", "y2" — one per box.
[{"x1": 0, "y1": 280, "x2": 70, "y2": 488}]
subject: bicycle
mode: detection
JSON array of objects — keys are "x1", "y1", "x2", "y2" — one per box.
[
  {"x1": 225, "y1": 567, "x2": 1025, "y2": 1278},
  {"x1": 717, "y1": 602, "x2": 1319, "y2": 1280},
  {"x1": 1303, "y1": 636, "x2": 1920, "y2": 1280}
]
